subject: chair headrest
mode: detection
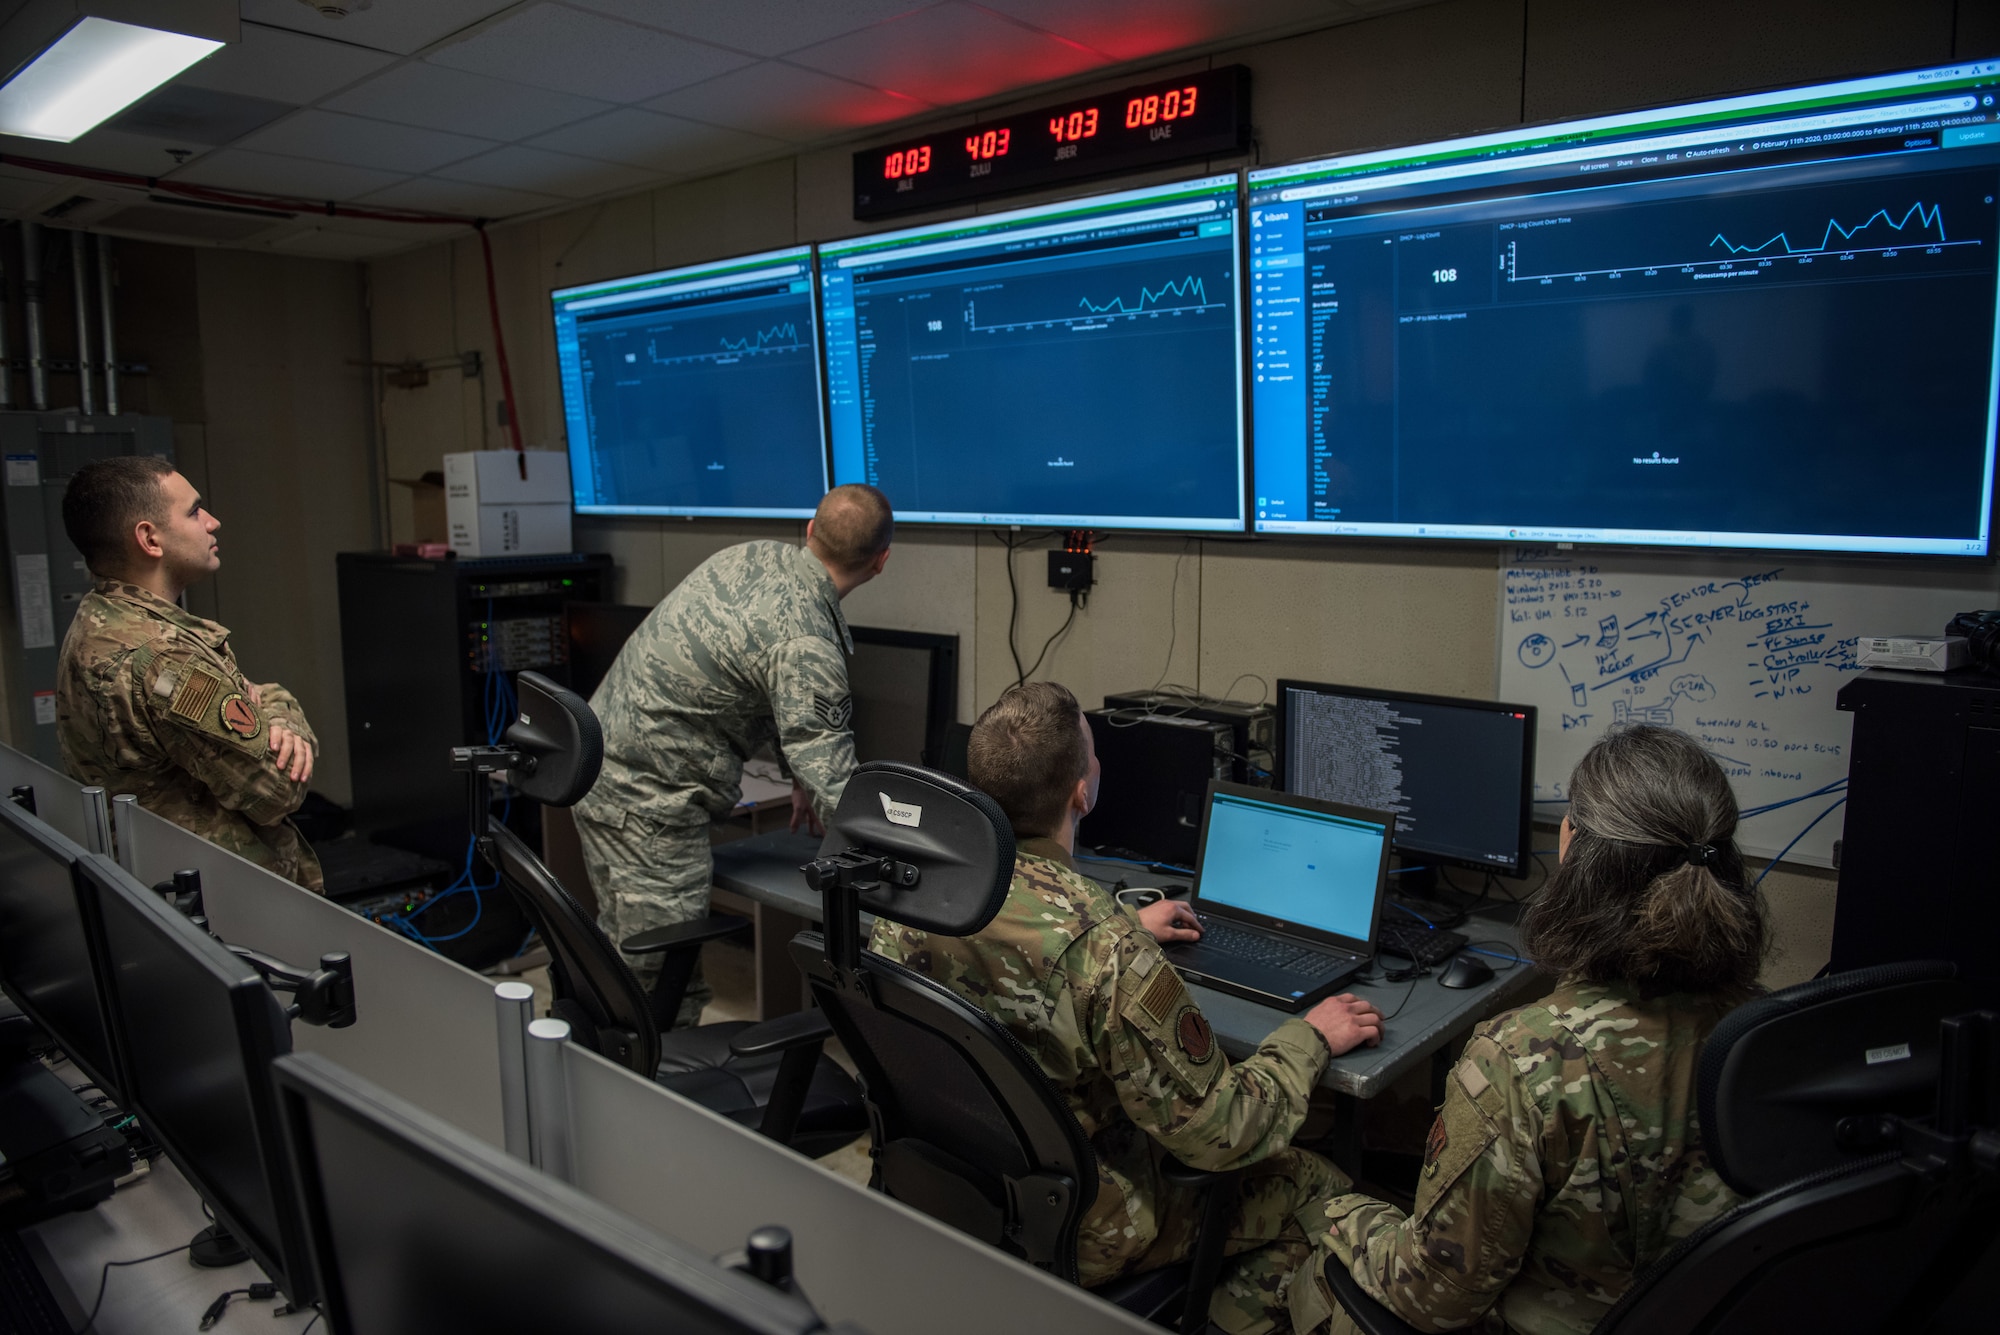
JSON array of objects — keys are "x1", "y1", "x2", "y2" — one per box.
[
  {"x1": 502, "y1": 671, "x2": 603, "y2": 807},
  {"x1": 1699, "y1": 960, "x2": 1973, "y2": 1195},
  {"x1": 815, "y1": 762, "x2": 1015, "y2": 937}
]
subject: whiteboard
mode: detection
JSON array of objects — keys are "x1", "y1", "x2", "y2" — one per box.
[{"x1": 1497, "y1": 546, "x2": 1997, "y2": 868}]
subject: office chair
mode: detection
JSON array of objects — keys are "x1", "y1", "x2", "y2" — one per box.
[
  {"x1": 789, "y1": 761, "x2": 1241, "y2": 1331},
  {"x1": 457, "y1": 672, "x2": 867, "y2": 1158},
  {"x1": 1323, "y1": 960, "x2": 2000, "y2": 1335}
]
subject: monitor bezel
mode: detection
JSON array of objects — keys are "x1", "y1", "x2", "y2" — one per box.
[
  {"x1": 817, "y1": 171, "x2": 1253, "y2": 535},
  {"x1": 1189, "y1": 779, "x2": 1395, "y2": 954},
  {"x1": 550, "y1": 242, "x2": 832, "y2": 522},
  {"x1": 72, "y1": 853, "x2": 312, "y2": 1304},
  {"x1": 846, "y1": 625, "x2": 960, "y2": 770},
  {"x1": 1242, "y1": 57, "x2": 2000, "y2": 559},
  {"x1": 270, "y1": 1050, "x2": 822, "y2": 1335},
  {"x1": 1274, "y1": 678, "x2": 1538, "y2": 880},
  {"x1": 0, "y1": 798, "x2": 123, "y2": 1103}
]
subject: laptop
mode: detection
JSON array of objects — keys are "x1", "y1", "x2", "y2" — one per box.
[{"x1": 1163, "y1": 781, "x2": 1393, "y2": 1011}]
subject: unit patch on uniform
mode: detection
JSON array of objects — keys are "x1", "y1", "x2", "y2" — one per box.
[
  {"x1": 1175, "y1": 1007, "x2": 1215, "y2": 1063},
  {"x1": 220, "y1": 694, "x2": 261, "y2": 739},
  {"x1": 1425, "y1": 1116, "x2": 1449, "y2": 1167},
  {"x1": 812, "y1": 692, "x2": 852, "y2": 729},
  {"x1": 168, "y1": 666, "x2": 226, "y2": 725}
]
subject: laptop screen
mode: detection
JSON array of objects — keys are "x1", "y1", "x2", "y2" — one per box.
[{"x1": 1193, "y1": 787, "x2": 1390, "y2": 943}]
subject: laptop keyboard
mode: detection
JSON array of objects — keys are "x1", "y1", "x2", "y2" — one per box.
[{"x1": 1196, "y1": 917, "x2": 1315, "y2": 972}]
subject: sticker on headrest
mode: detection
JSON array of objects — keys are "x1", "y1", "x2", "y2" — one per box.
[
  {"x1": 1865, "y1": 1042, "x2": 1911, "y2": 1065},
  {"x1": 879, "y1": 792, "x2": 923, "y2": 827}
]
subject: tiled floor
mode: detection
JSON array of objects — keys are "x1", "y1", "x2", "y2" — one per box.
[{"x1": 511, "y1": 937, "x2": 875, "y2": 1186}]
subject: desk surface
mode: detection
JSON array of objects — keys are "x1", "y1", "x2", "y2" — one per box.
[{"x1": 712, "y1": 833, "x2": 1549, "y2": 1097}]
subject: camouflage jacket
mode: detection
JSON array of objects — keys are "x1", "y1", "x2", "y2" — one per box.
[
  {"x1": 870, "y1": 838, "x2": 1330, "y2": 1285},
  {"x1": 55, "y1": 581, "x2": 323, "y2": 892},
  {"x1": 1299, "y1": 982, "x2": 1741, "y2": 1335},
  {"x1": 574, "y1": 541, "x2": 856, "y2": 830}
]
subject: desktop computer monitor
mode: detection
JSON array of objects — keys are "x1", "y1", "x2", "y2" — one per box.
[
  {"x1": 270, "y1": 1050, "x2": 829, "y2": 1335},
  {"x1": 1245, "y1": 58, "x2": 2000, "y2": 555},
  {"x1": 1276, "y1": 680, "x2": 1536, "y2": 878},
  {"x1": 819, "y1": 172, "x2": 1248, "y2": 532},
  {"x1": 0, "y1": 798, "x2": 121, "y2": 1101},
  {"x1": 71, "y1": 854, "x2": 311, "y2": 1302},
  {"x1": 553, "y1": 245, "x2": 830, "y2": 519},
  {"x1": 565, "y1": 601, "x2": 652, "y2": 699},
  {"x1": 847, "y1": 627, "x2": 957, "y2": 769}
]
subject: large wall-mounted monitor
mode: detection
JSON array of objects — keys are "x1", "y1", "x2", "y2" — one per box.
[
  {"x1": 1247, "y1": 60, "x2": 2000, "y2": 555},
  {"x1": 553, "y1": 247, "x2": 829, "y2": 519},
  {"x1": 820, "y1": 174, "x2": 1248, "y2": 532}
]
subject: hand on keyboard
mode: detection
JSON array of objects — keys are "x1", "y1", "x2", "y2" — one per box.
[{"x1": 1138, "y1": 899, "x2": 1202, "y2": 945}]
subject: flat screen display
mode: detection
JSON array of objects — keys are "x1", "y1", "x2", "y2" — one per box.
[
  {"x1": 0, "y1": 800, "x2": 119, "y2": 1100},
  {"x1": 820, "y1": 173, "x2": 1248, "y2": 531},
  {"x1": 1194, "y1": 788, "x2": 1389, "y2": 943},
  {"x1": 554, "y1": 246, "x2": 829, "y2": 518},
  {"x1": 1247, "y1": 59, "x2": 2000, "y2": 555}
]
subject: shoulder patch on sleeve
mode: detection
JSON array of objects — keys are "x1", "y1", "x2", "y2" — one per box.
[
  {"x1": 169, "y1": 665, "x2": 227, "y2": 724},
  {"x1": 1137, "y1": 960, "x2": 1187, "y2": 1025}
]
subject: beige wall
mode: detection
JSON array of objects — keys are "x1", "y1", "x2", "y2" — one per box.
[{"x1": 360, "y1": 0, "x2": 1993, "y2": 983}]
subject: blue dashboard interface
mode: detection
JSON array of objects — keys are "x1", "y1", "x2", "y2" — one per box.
[
  {"x1": 1246, "y1": 60, "x2": 2000, "y2": 555},
  {"x1": 553, "y1": 246, "x2": 828, "y2": 518},
  {"x1": 1195, "y1": 792, "x2": 1386, "y2": 943},
  {"x1": 818, "y1": 174, "x2": 1247, "y2": 531}
]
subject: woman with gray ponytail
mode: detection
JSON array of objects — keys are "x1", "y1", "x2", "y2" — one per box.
[{"x1": 1290, "y1": 725, "x2": 1767, "y2": 1335}]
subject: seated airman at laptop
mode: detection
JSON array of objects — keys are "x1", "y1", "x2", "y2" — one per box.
[{"x1": 872, "y1": 682, "x2": 1384, "y2": 1334}]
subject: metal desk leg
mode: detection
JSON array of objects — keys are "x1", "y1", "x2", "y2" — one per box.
[{"x1": 713, "y1": 887, "x2": 808, "y2": 1019}]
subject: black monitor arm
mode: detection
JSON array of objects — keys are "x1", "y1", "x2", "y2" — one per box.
[{"x1": 149, "y1": 869, "x2": 358, "y2": 1029}]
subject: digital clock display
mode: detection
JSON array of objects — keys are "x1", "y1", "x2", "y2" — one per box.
[{"x1": 853, "y1": 66, "x2": 1249, "y2": 219}]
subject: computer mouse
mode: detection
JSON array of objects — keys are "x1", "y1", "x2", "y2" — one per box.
[{"x1": 1439, "y1": 954, "x2": 1495, "y2": 989}]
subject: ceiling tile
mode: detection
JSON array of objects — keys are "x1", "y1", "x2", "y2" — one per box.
[
  {"x1": 0, "y1": 130, "x2": 209, "y2": 178},
  {"x1": 427, "y1": 4, "x2": 757, "y2": 103},
  {"x1": 177, "y1": 22, "x2": 397, "y2": 103},
  {"x1": 973, "y1": 0, "x2": 1342, "y2": 62},
  {"x1": 528, "y1": 108, "x2": 790, "y2": 173},
  {"x1": 786, "y1": 3, "x2": 1109, "y2": 106},
  {"x1": 646, "y1": 61, "x2": 929, "y2": 141},
  {"x1": 322, "y1": 63, "x2": 615, "y2": 141},
  {"x1": 575, "y1": 0, "x2": 935, "y2": 58},
  {"x1": 357, "y1": 177, "x2": 570, "y2": 219},
  {"x1": 236, "y1": 110, "x2": 498, "y2": 175},
  {"x1": 111, "y1": 87, "x2": 296, "y2": 147},
  {"x1": 265, "y1": 227, "x2": 424, "y2": 259},
  {"x1": 170, "y1": 149, "x2": 410, "y2": 202},
  {"x1": 434, "y1": 145, "x2": 658, "y2": 199},
  {"x1": 0, "y1": 175, "x2": 56, "y2": 211},
  {"x1": 237, "y1": 0, "x2": 522, "y2": 57}
]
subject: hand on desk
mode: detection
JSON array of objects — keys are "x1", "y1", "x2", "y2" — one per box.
[
  {"x1": 1304, "y1": 993, "x2": 1384, "y2": 1057},
  {"x1": 788, "y1": 782, "x2": 823, "y2": 837},
  {"x1": 1137, "y1": 898, "x2": 1201, "y2": 944}
]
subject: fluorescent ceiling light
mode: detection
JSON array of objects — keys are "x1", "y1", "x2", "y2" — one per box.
[{"x1": 0, "y1": 17, "x2": 222, "y2": 143}]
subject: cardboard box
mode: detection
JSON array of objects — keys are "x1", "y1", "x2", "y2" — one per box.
[
  {"x1": 1857, "y1": 635, "x2": 1969, "y2": 673},
  {"x1": 444, "y1": 450, "x2": 573, "y2": 557}
]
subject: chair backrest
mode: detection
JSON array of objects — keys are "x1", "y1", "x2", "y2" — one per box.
[
  {"x1": 487, "y1": 823, "x2": 658, "y2": 1077},
  {"x1": 794, "y1": 763, "x2": 1098, "y2": 1278},
  {"x1": 1595, "y1": 961, "x2": 2000, "y2": 1335}
]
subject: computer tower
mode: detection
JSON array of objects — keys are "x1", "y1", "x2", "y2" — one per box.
[
  {"x1": 1100, "y1": 689, "x2": 1275, "y2": 785},
  {"x1": 1080, "y1": 708, "x2": 1232, "y2": 867},
  {"x1": 1832, "y1": 668, "x2": 2000, "y2": 993}
]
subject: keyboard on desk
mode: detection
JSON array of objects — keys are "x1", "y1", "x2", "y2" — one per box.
[
  {"x1": 1375, "y1": 920, "x2": 1469, "y2": 969},
  {"x1": 1167, "y1": 916, "x2": 1367, "y2": 1011},
  {"x1": 1198, "y1": 917, "x2": 1320, "y2": 971}
]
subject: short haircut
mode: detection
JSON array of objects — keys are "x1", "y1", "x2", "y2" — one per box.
[
  {"x1": 808, "y1": 484, "x2": 894, "y2": 574},
  {"x1": 968, "y1": 682, "x2": 1088, "y2": 838},
  {"x1": 62, "y1": 456, "x2": 174, "y2": 578},
  {"x1": 1523, "y1": 724, "x2": 1768, "y2": 998}
]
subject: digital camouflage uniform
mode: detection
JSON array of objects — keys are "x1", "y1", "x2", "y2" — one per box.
[
  {"x1": 1293, "y1": 982, "x2": 1742, "y2": 1335},
  {"x1": 871, "y1": 838, "x2": 1337, "y2": 1334},
  {"x1": 54, "y1": 581, "x2": 323, "y2": 892},
  {"x1": 573, "y1": 541, "x2": 857, "y2": 1025}
]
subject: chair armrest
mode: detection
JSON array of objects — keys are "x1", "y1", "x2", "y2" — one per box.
[
  {"x1": 1324, "y1": 1259, "x2": 1424, "y2": 1335},
  {"x1": 620, "y1": 913, "x2": 751, "y2": 956},
  {"x1": 729, "y1": 1008, "x2": 834, "y2": 1059}
]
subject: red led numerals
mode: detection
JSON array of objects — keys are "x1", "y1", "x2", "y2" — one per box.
[
  {"x1": 964, "y1": 128, "x2": 1011, "y2": 160},
  {"x1": 883, "y1": 145, "x2": 932, "y2": 179},
  {"x1": 1048, "y1": 107, "x2": 1101, "y2": 143},
  {"x1": 1125, "y1": 85, "x2": 1198, "y2": 128}
]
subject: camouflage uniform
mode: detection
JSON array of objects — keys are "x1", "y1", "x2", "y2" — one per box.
[
  {"x1": 1292, "y1": 983, "x2": 1743, "y2": 1335},
  {"x1": 573, "y1": 541, "x2": 857, "y2": 1024},
  {"x1": 54, "y1": 580, "x2": 323, "y2": 892},
  {"x1": 872, "y1": 838, "x2": 1336, "y2": 1334}
]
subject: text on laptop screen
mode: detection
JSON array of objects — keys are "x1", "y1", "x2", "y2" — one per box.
[{"x1": 1197, "y1": 792, "x2": 1386, "y2": 941}]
